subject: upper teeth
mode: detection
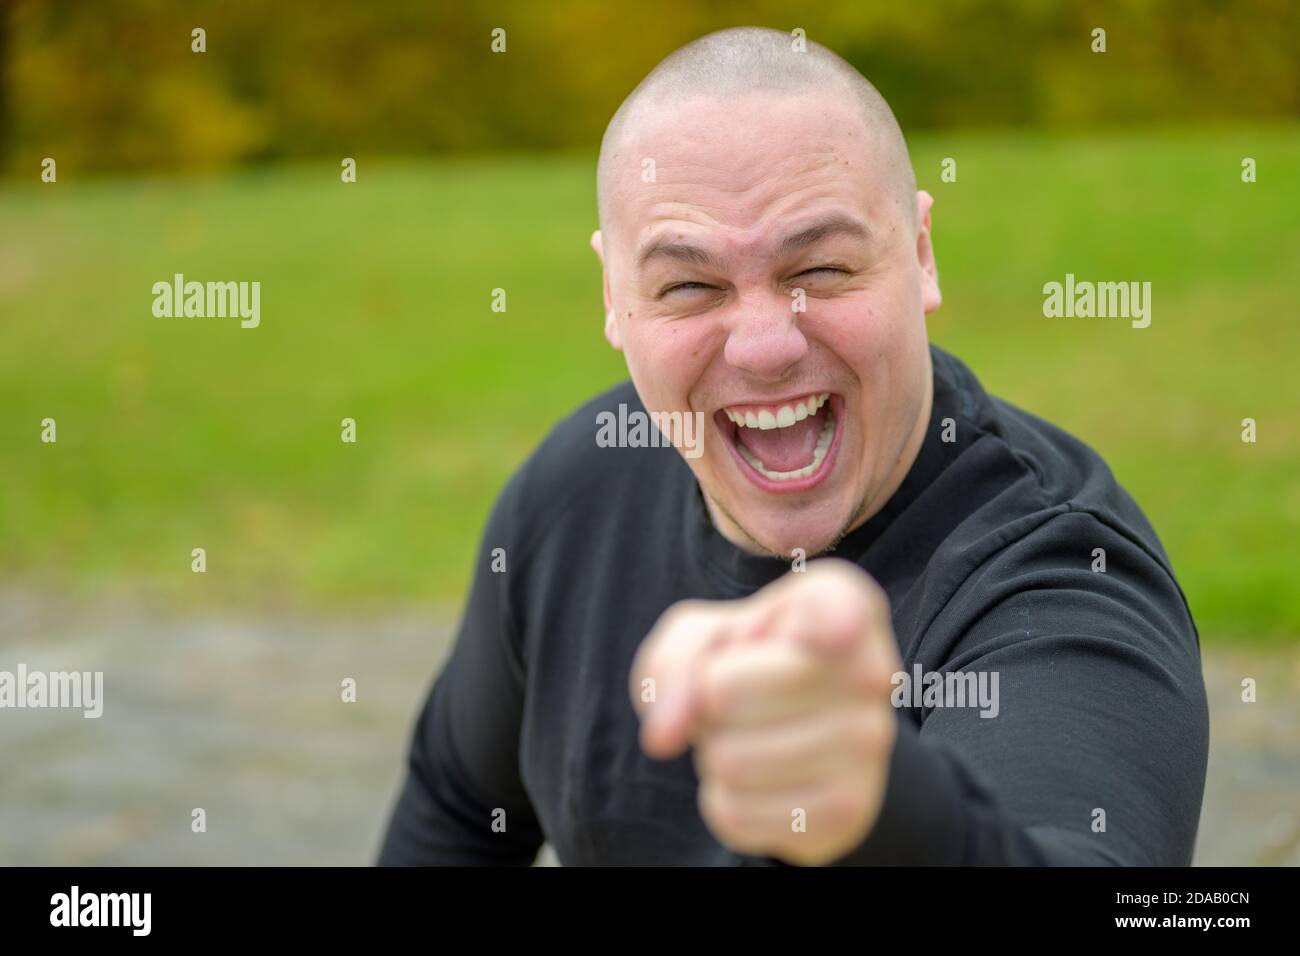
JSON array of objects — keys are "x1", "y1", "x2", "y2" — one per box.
[{"x1": 726, "y1": 392, "x2": 829, "y2": 429}]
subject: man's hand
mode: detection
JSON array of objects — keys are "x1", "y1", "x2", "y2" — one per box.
[{"x1": 628, "y1": 559, "x2": 902, "y2": 865}]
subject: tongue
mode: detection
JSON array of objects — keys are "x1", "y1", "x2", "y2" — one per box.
[{"x1": 736, "y1": 406, "x2": 826, "y2": 472}]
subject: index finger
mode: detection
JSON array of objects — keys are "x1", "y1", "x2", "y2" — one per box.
[{"x1": 630, "y1": 600, "x2": 738, "y2": 759}]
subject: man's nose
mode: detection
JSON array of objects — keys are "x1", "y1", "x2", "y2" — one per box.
[{"x1": 722, "y1": 298, "x2": 809, "y2": 380}]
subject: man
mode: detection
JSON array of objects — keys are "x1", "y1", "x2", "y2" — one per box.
[{"x1": 378, "y1": 27, "x2": 1207, "y2": 866}]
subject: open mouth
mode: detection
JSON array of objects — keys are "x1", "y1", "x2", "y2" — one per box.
[{"x1": 713, "y1": 391, "x2": 844, "y2": 493}]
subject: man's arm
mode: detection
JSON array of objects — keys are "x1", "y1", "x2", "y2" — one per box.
[
  {"x1": 632, "y1": 514, "x2": 1208, "y2": 866},
  {"x1": 377, "y1": 474, "x2": 545, "y2": 865},
  {"x1": 840, "y1": 512, "x2": 1209, "y2": 865}
]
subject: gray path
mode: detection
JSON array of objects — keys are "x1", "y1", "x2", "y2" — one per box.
[{"x1": 0, "y1": 590, "x2": 1295, "y2": 865}]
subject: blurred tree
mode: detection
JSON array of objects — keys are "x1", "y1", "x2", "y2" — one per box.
[
  {"x1": 3, "y1": 0, "x2": 1297, "y2": 176},
  {"x1": 0, "y1": 0, "x2": 9, "y2": 166}
]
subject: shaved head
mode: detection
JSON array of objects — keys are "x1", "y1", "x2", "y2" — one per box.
[{"x1": 596, "y1": 26, "x2": 917, "y2": 237}]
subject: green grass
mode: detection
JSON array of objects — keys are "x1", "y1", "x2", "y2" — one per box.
[{"x1": 1, "y1": 129, "x2": 1297, "y2": 641}]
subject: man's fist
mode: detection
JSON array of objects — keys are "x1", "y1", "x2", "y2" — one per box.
[{"x1": 628, "y1": 559, "x2": 902, "y2": 865}]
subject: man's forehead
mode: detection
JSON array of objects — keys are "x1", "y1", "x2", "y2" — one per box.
[
  {"x1": 616, "y1": 93, "x2": 871, "y2": 174},
  {"x1": 604, "y1": 93, "x2": 884, "y2": 241}
]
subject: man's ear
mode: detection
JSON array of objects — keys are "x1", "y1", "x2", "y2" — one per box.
[
  {"x1": 591, "y1": 229, "x2": 622, "y2": 350},
  {"x1": 915, "y1": 191, "x2": 942, "y2": 315}
]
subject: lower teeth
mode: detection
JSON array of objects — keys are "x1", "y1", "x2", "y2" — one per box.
[{"x1": 737, "y1": 410, "x2": 835, "y2": 480}]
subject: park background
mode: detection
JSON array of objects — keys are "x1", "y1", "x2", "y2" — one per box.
[{"x1": 0, "y1": 0, "x2": 1296, "y2": 864}]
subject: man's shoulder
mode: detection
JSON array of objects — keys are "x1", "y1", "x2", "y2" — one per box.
[
  {"x1": 524, "y1": 378, "x2": 651, "y2": 481},
  {"x1": 496, "y1": 379, "x2": 685, "y2": 545},
  {"x1": 934, "y1": 345, "x2": 1153, "y2": 540},
  {"x1": 910, "y1": 349, "x2": 1198, "y2": 654},
  {"x1": 914, "y1": 348, "x2": 1184, "y2": 611}
]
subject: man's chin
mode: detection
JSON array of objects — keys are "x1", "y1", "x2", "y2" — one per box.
[
  {"x1": 708, "y1": 494, "x2": 855, "y2": 560},
  {"x1": 749, "y1": 526, "x2": 845, "y2": 561}
]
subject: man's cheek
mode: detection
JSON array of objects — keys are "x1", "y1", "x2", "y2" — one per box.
[{"x1": 627, "y1": 339, "x2": 701, "y2": 404}]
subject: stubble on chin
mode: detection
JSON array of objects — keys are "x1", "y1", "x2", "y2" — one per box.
[{"x1": 700, "y1": 485, "x2": 874, "y2": 562}]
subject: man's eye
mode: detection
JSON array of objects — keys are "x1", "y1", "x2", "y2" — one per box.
[
  {"x1": 661, "y1": 282, "x2": 714, "y2": 297},
  {"x1": 798, "y1": 267, "x2": 848, "y2": 279}
]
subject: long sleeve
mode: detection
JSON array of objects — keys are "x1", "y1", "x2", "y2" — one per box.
[
  {"x1": 834, "y1": 510, "x2": 1209, "y2": 866},
  {"x1": 376, "y1": 474, "x2": 544, "y2": 865}
]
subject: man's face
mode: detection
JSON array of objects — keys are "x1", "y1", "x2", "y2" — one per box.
[{"x1": 594, "y1": 92, "x2": 941, "y2": 557}]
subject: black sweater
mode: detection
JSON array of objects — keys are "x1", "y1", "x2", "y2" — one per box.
[{"x1": 378, "y1": 345, "x2": 1208, "y2": 866}]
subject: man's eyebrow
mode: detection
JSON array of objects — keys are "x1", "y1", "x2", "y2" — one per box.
[
  {"x1": 636, "y1": 214, "x2": 871, "y2": 270},
  {"x1": 635, "y1": 239, "x2": 721, "y2": 270},
  {"x1": 776, "y1": 214, "x2": 871, "y2": 257}
]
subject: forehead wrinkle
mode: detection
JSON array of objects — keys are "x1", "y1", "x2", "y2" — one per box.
[
  {"x1": 622, "y1": 151, "x2": 861, "y2": 249},
  {"x1": 633, "y1": 171, "x2": 871, "y2": 264},
  {"x1": 634, "y1": 208, "x2": 871, "y2": 274}
]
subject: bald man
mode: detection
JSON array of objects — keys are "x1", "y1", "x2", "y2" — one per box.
[{"x1": 378, "y1": 27, "x2": 1207, "y2": 866}]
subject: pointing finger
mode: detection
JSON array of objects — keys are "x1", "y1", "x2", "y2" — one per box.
[{"x1": 630, "y1": 601, "x2": 736, "y2": 759}]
